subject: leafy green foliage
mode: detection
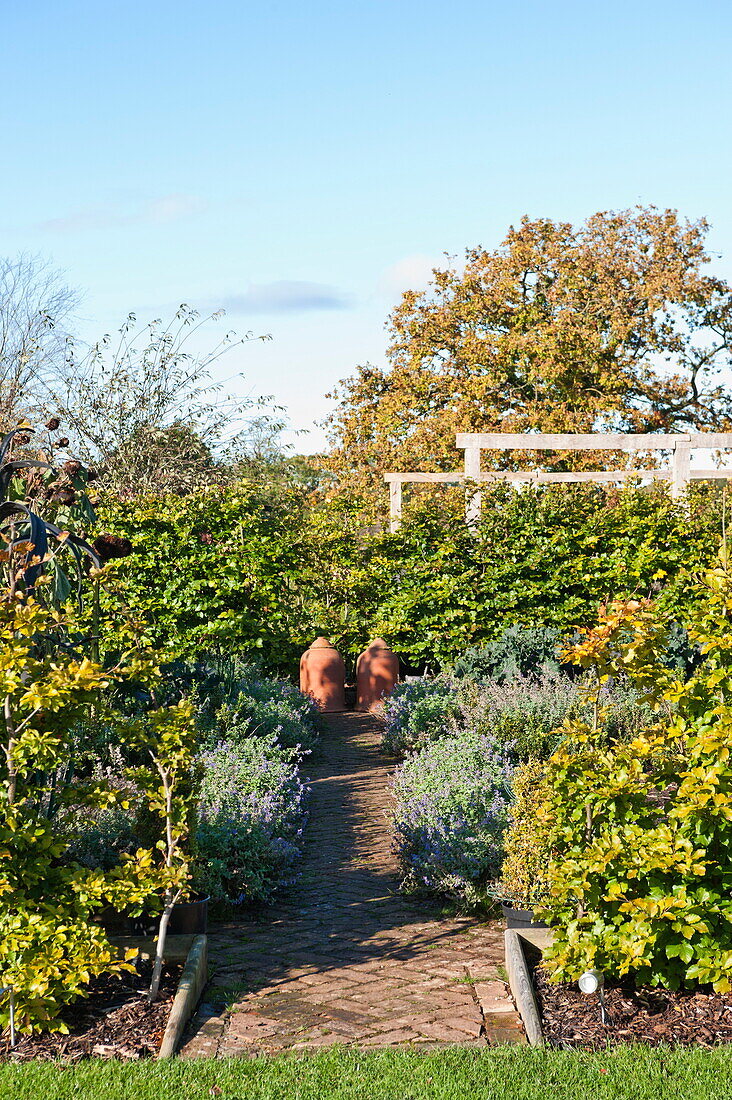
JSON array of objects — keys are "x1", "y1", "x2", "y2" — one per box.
[
  {"x1": 54, "y1": 659, "x2": 316, "y2": 917},
  {"x1": 392, "y1": 730, "x2": 514, "y2": 904},
  {"x1": 56, "y1": 793, "x2": 138, "y2": 871},
  {"x1": 122, "y1": 702, "x2": 199, "y2": 1000},
  {"x1": 455, "y1": 675, "x2": 584, "y2": 760},
  {"x1": 381, "y1": 677, "x2": 459, "y2": 755},
  {"x1": 539, "y1": 570, "x2": 732, "y2": 991},
  {"x1": 194, "y1": 734, "x2": 308, "y2": 907},
  {"x1": 210, "y1": 669, "x2": 321, "y2": 753},
  {"x1": 382, "y1": 666, "x2": 648, "y2": 762},
  {"x1": 0, "y1": 593, "x2": 167, "y2": 1032},
  {"x1": 492, "y1": 761, "x2": 553, "y2": 909},
  {"x1": 451, "y1": 626, "x2": 563, "y2": 682},
  {"x1": 94, "y1": 482, "x2": 727, "y2": 674}
]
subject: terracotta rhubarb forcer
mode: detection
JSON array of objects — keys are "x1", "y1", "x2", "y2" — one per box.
[
  {"x1": 356, "y1": 638, "x2": 399, "y2": 711},
  {"x1": 300, "y1": 637, "x2": 346, "y2": 712}
]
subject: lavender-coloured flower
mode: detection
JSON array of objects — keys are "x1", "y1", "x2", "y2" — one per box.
[
  {"x1": 195, "y1": 732, "x2": 309, "y2": 906},
  {"x1": 392, "y1": 729, "x2": 514, "y2": 903}
]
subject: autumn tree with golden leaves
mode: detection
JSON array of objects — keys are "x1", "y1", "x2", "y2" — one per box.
[{"x1": 327, "y1": 208, "x2": 732, "y2": 488}]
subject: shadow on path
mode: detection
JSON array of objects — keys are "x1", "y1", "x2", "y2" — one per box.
[{"x1": 181, "y1": 713, "x2": 522, "y2": 1055}]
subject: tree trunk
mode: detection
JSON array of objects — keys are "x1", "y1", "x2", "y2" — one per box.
[{"x1": 148, "y1": 887, "x2": 177, "y2": 1003}]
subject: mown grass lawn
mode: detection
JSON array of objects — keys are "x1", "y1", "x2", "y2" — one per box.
[{"x1": 0, "y1": 1045, "x2": 730, "y2": 1100}]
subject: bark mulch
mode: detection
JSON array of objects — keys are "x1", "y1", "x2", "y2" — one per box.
[
  {"x1": 0, "y1": 962, "x2": 181, "y2": 1062},
  {"x1": 534, "y1": 965, "x2": 732, "y2": 1049}
]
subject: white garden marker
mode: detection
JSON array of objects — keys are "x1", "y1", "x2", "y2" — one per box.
[
  {"x1": 579, "y1": 968, "x2": 607, "y2": 1025},
  {"x1": 0, "y1": 986, "x2": 17, "y2": 1047}
]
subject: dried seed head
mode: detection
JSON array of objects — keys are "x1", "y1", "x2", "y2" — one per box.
[
  {"x1": 63, "y1": 460, "x2": 83, "y2": 477},
  {"x1": 93, "y1": 533, "x2": 133, "y2": 562},
  {"x1": 55, "y1": 437, "x2": 70, "y2": 448},
  {"x1": 45, "y1": 417, "x2": 61, "y2": 432}
]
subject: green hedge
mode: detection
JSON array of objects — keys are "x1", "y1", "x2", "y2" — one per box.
[{"x1": 94, "y1": 482, "x2": 724, "y2": 673}]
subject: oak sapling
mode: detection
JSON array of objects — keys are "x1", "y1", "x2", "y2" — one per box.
[{"x1": 125, "y1": 702, "x2": 198, "y2": 1002}]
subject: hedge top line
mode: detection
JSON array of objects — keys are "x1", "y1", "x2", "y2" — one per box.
[{"x1": 385, "y1": 432, "x2": 732, "y2": 531}]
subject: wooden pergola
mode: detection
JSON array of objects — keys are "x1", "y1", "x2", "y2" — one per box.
[{"x1": 384, "y1": 432, "x2": 732, "y2": 532}]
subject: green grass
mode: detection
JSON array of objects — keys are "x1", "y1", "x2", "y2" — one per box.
[
  {"x1": 204, "y1": 983, "x2": 248, "y2": 1008},
  {"x1": 1, "y1": 1046, "x2": 731, "y2": 1100}
]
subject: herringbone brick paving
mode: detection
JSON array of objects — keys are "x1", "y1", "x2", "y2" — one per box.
[{"x1": 181, "y1": 711, "x2": 523, "y2": 1055}]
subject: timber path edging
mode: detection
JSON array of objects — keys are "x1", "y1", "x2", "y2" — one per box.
[
  {"x1": 158, "y1": 934, "x2": 208, "y2": 1058},
  {"x1": 181, "y1": 711, "x2": 524, "y2": 1055}
]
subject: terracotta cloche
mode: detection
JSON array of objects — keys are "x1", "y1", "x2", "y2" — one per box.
[
  {"x1": 300, "y1": 636, "x2": 346, "y2": 712},
  {"x1": 356, "y1": 637, "x2": 399, "y2": 712}
]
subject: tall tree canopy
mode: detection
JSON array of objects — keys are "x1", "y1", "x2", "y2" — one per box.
[{"x1": 327, "y1": 208, "x2": 732, "y2": 484}]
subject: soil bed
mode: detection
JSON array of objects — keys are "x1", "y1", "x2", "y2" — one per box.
[
  {"x1": 0, "y1": 961, "x2": 181, "y2": 1062},
  {"x1": 533, "y1": 963, "x2": 732, "y2": 1049}
]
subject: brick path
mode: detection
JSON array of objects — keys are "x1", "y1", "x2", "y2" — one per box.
[{"x1": 181, "y1": 712, "x2": 523, "y2": 1056}]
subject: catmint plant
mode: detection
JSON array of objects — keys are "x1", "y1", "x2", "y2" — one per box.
[{"x1": 392, "y1": 730, "x2": 514, "y2": 904}]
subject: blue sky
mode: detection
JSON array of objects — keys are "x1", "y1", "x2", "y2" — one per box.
[{"x1": 3, "y1": 0, "x2": 731, "y2": 451}]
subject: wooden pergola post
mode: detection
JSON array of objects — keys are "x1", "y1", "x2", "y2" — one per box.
[
  {"x1": 671, "y1": 439, "x2": 691, "y2": 499},
  {"x1": 463, "y1": 443, "x2": 482, "y2": 530},
  {"x1": 388, "y1": 478, "x2": 403, "y2": 533}
]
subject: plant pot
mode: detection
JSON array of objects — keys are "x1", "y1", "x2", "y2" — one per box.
[
  {"x1": 99, "y1": 896, "x2": 209, "y2": 937},
  {"x1": 167, "y1": 895, "x2": 209, "y2": 935},
  {"x1": 98, "y1": 906, "x2": 157, "y2": 937},
  {"x1": 501, "y1": 902, "x2": 548, "y2": 930},
  {"x1": 97, "y1": 905, "x2": 133, "y2": 935}
]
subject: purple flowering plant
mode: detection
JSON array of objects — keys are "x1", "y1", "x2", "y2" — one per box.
[
  {"x1": 214, "y1": 670, "x2": 321, "y2": 753},
  {"x1": 383, "y1": 670, "x2": 649, "y2": 763},
  {"x1": 392, "y1": 730, "x2": 514, "y2": 905},
  {"x1": 381, "y1": 677, "x2": 459, "y2": 755},
  {"x1": 194, "y1": 732, "x2": 309, "y2": 906}
]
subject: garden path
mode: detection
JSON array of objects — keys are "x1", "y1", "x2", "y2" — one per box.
[{"x1": 181, "y1": 711, "x2": 523, "y2": 1056}]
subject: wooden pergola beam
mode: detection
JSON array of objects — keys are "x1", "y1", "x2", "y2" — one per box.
[
  {"x1": 385, "y1": 431, "x2": 732, "y2": 531},
  {"x1": 454, "y1": 432, "x2": 700, "y2": 450}
]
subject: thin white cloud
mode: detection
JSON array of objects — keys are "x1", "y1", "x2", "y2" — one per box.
[
  {"x1": 219, "y1": 280, "x2": 352, "y2": 315},
  {"x1": 145, "y1": 194, "x2": 206, "y2": 223},
  {"x1": 36, "y1": 193, "x2": 206, "y2": 233},
  {"x1": 378, "y1": 254, "x2": 440, "y2": 300}
]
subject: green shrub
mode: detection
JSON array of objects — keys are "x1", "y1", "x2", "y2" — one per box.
[
  {"x1": 194, "y1": 734, "x2": 308, "y2": 906},
  {"x1": 392, "y1": 730, "x2": 514, "y2": 904},
  {"x1": 461, "y1": 673, "x2": 652, "y2": 760},
  {"x1": 94, "y1": 482, "x2": 727, "y2": 673},
  {"x1": 492, "y1": 761, "x2": 553, "y2": 909},
  {"x1": 539, "y1": 575, "x2": 732, "y2": 992},
  {"x1": 0, "y1": 594, "x2": 171, "y2": 1034},
  {"x1": 451, "y1": 625, "x2": 563, "y2": 682},
  {"x1": 56, "y1": 799, "x2": 138, "y2": 872},
  {"x1": 600, "y1": 677, "x2": 655, "y2": 742},
  {"x1": 137, "y1": 656, "x2": 321, "y2": 751},
  {"x1": 214, "y1": 673, "x2": 320, "y2": 753},
  {"x1": 381, "y1": 678, "x2": 460, "y2": 754},
  {"x1": 455, "y1": 674, "x2": 582, "y2": 760},
  {"x1": 384, "y1": 669, "x2": 651, "y2": 762}
]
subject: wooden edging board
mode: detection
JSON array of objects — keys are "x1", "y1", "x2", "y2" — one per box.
[
  {"x1": 504, "y1": 927, "x2": 552, "y2": 1047},
  {"x1": 158, "y1": 934, "x2": 208, "y2": 1059}
]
